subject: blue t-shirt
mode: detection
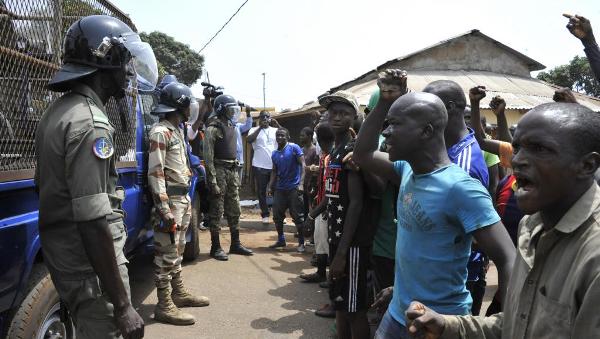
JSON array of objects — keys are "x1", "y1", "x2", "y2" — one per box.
[
  {"x1": 271, "y1": 143, "x2": 303, "y2": 190},
  {"x1": 447, "y1": 128, "x2": 489, "y2": 187},
  {"x1": 389, "y1": 161, "x2": 500, "y2": 325}
]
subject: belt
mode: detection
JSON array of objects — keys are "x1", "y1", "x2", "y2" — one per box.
[
  {"x1": 214, "y1": 159, "x2": 239, "y2": 168},
  {"x1": 166, "y1": 185, "x2": 189, "y2": 196}
]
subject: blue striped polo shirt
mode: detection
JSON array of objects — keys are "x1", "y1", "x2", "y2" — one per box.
[{"x1": 447, "y1": 128, "x2": 489, "y2": 188}]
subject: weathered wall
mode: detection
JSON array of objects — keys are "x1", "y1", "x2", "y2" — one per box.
[
  {"x1": 481, "y1": 108, "x2": 525, "y2": 128},
  {"x1": 388, "y1": 35, "x2": 533, "y2": 77}
]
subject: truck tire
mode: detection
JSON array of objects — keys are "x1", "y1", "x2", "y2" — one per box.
[
  {"x1": 7, "y1": 264, "x2": 75, "y2": 339},
  {"x1": 183, "y1": 197, "x2": 201, "y2": 261}
]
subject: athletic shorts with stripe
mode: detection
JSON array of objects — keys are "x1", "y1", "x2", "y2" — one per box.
[{"x1": 329, "y1": 245, "x2": 371, "y2": 312}]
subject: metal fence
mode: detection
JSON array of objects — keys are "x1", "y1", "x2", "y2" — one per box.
[{"x1": 0, "y1": 0, "x2": 138, "y2": 181}]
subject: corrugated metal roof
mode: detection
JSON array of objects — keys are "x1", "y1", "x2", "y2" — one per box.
[{"x1": 347, "y1": 70, "x2": 600, "y2": 112}]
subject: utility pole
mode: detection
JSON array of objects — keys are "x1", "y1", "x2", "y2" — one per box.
[{"x1": 262, "y1": 72, "x2": 266, "y2": 109}]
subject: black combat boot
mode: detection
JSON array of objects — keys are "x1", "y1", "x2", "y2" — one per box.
[
  {"x1": 210, "y1": 229, "x2": 228, "y2": 261},
  {"x1": 229, "y1": 229, "x2": 253, "y2": 256}
]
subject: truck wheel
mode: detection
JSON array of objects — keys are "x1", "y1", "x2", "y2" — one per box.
[
  {"x1": 7, "y1": 264, "x2": 75, "y2": 339},
  {"x1": 183, "y1": 197, "x2": 201, "y2": 261}
]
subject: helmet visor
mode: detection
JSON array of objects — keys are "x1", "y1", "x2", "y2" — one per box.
[
  {"x1": 122, "y1": 33, "x2": 158, "y2": 90},
  {"x1": 189, "y1": 98, "x2": 200, "y2": 124},
  {"x1": 227, "y1": 105, "x2": 241, "y2": 122}
]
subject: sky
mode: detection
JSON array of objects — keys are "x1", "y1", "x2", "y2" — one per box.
[{"x1": 111, "y1": 0, "x2": 599, "y2": 111}]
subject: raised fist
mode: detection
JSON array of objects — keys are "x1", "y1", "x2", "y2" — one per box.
[
  {"x1": 489, "y1": 95, "x2": 506, "y2": 115},
  {"x1": 553, "y1": 88, "x2": 578, "y2": 104},
  {"x1": 469, "y1": 86, "x2": 487, "y2": 102},
  {"x1": 377, "y1": 69, "x2": 408, "y2": 102}
]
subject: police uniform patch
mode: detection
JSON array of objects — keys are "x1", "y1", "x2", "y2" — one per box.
[{"x1": 93, "y1": 137, "x2": 114, "y2": 159}]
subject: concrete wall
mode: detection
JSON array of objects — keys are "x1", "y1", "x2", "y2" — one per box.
[
  {"x1": 388, "y1": 35, "x2": 533, "y2": 77},
  {"x1": 481, "y1": 108, "x2": 526, "y2": 129}
]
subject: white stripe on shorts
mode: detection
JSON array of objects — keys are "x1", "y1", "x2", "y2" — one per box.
[{"x1": 346, "y1": 247, "x2": 360, "y2": 312}]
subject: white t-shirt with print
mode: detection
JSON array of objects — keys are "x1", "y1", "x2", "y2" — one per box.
[{"x1": 249, "y1": 126, "x2": 278, "y2": 169}]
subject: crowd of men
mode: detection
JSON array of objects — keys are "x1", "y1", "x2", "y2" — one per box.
[{"x1": 33, "y1": 10, "x2": 600, "y2": 339}]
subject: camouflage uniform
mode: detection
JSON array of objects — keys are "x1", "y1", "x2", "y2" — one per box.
[
  {"x1": 148, "y1": 119, "x2": 192, "y2": 288},
  {"x1": 35, "y1": 84, "x2": 130, "y2": 338},
  {"x1": 204, "y1": 118, "x2": 241, "y2": 230},
  {"x1": 204, "y1": 115, "x2": 253, "y2": 259}
]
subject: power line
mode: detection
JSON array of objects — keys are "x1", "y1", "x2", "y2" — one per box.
[{"x1": 198, "y1": 0, "x2": 250, "y2": 54}]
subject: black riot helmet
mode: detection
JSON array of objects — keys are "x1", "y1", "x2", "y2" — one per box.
[
  {"x1": 152, "y1": 82, "x2": 193, "y2": 117},
  {"x1": 48, "y1": 15, "x2": 158, "y2": 92},
  {"x1": 213, "y1": 94, "x2": 241, "y2": 121}
]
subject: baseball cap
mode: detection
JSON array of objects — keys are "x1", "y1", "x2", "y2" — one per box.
[{"x1": 318, "y1": 90, "x2": 359, "y2": 113}]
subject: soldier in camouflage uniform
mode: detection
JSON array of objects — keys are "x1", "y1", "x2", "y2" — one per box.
[
  {"x1": 204, "y1": 94, "x2": 254, "y2": 260},
  {"x1": 148, "y1": 82, "x2": 209, "y2": 325},
  {"x1": 34, "y1": 15, "x2": 152, "y2": 339}
]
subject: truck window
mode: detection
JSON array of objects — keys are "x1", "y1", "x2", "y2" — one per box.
[{"x1": 140, "y1": 93, "x2": 159, "y2": 152}]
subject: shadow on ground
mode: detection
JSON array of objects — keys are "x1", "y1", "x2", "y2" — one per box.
[
  {"x1": 249, "y1": 253, "x2": 333, "y2": 339},
  {"x1": 250, "y1": 278, "x2": 334, "y2": 338}
]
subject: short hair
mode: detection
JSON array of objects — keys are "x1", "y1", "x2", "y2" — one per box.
[
  {"x1": 315, "y1": 123, "x2": 334, "y2": 144},
  {"x1": 300, "y1": 126, "x2": 313, "y2": 137},
  {"x1": 276, "y1": 127, "x2": 290, "y2": 137},
  {"x1": 423, "y1": 80, "x2": 467, "y2": 110},
  {"x1": 533, "y1": 103, "x2": 600, "y2": 156}
]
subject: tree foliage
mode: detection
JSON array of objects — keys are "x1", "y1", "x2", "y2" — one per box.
[
  {"x1": 139, "y1": 31, "x2": 204, "y2": 86},
  {"x1": 537, "y1": 55, "x2": 600, "y2": 97}
]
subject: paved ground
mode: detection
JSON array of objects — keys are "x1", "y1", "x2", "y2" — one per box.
[{"x1": 128, "y1": 214, "x2": 498, "y2": 339}]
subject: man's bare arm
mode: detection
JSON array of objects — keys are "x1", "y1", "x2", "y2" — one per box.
[
  {"x1": 489, "y1": 96, "x2": 512, "y2": 143},
  {"x1": 354, "y1": 70, "x2": 407, "y2": 184},
  {"x1": 472, "y1": 221, "x2": 516, "y2": 305},
  {"x1": 469, "y1": 86, "x2": 503, "y2": 155},
  {"x1": 329, "y1": 170, "x2": 364, "y2": 279},
  {"x1": 247, "y1": 127, "x2": 261, "y2": 144},
  {"x1": 297, "y1": 154, "x2": 305, "y2": 190}
]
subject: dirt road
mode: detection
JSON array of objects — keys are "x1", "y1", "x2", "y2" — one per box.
[{"x1": 128, "y1": 216, "x2": 498, "y2": 339}]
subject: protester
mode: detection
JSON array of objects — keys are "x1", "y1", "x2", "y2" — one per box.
[
  {"x1": 317, "y1": 90, "x2": 377, "y2": 339},
  {"x1": 406, "y1": 102, "x2": 600, "y2": 339},
  {"x1": 187, "y1": 96, "x2": 211, "y2": 158},
  {"x1": 353, "y1": 69, "x2": 515, "y2": 339},
  {"x1": 234, "y1": 106, "x2": 254, "y2": 181},
  {"x1": 464, "y1": 108, "x2": 501, "y2": 202},
  {"x1": 300, "y1": 126, "x2": 319, "y2": 220},
  {"x1": 423, "y1": 80, "x2": 489, "y2": 186},
  {"x1": 300, "y1": 123, "x2": 336, "y2": 319},
  {"x1": 564, "y1": 14, "x2": 600, "y2": 81},
  {"x1": 366, "y1": 90, "x2": 398, "y2": 296},
  {"x1": 423, "y1": 80, "x2": 493, "y2": 315},
  {"x1": 300, "y1": 123, "x2": 334, "y2": 283},
  {"x1": 204, "y1": 94, "x2": 254, "y2": 261},
  {"x1": 267, "y1": 128, "x2": 306, "y2": 251},
  {"x1": 247, "y1": 111, "x2": 280, "y2": 224}
]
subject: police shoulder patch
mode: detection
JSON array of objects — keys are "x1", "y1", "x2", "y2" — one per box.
[{"x1": 93, "y1": 137, "x2": 114, "y2": 159}]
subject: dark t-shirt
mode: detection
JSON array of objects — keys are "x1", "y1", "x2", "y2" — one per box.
[
  {"x1": 325, "y1": 140, "x2": 375, "y2": 248},
  {"x1": 303, "y1": 145, "x2": 319, "y2": 193}
]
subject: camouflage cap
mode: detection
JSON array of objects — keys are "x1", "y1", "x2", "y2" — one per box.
[{"x1": 318, "y1": 90, "x2": 359, "y2": 113}]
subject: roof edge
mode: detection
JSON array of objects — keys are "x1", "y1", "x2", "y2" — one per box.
[{"x1": 330, "y1": 29, "x2": 546, "y2": 93}]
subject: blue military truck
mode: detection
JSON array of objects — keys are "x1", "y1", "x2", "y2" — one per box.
[{"x1": 0, "y1": 1, "x2": 205, "y2": 337}]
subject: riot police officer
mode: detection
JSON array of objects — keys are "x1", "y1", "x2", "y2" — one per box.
[
  {"x1": 148, "y1": 82, "x2": 210, "y2": 325},
  {"x1": 35, "y1": 15, "x2": 157, "y2": 338},
  {"x1": 204, "y1": 94, "x2": 253, "y2": 260}
]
